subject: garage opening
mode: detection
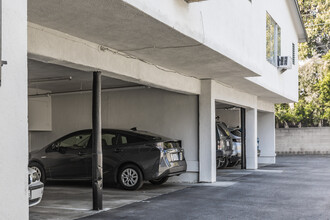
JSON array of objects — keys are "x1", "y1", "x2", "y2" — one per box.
[
  {"x1": 215, "y1": 102, "x2": 246, "y2": 174},
  {"x1": 28, "y1": 59, "x2": 199, "y2": 219}
]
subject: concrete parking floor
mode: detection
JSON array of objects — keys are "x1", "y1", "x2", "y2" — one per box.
[
  {"x1": 77, "y1": 155, "x2": 330, "y2": 220},
  {"x1": 29, "y1": 182, "x2": 189, "y2": 220}
]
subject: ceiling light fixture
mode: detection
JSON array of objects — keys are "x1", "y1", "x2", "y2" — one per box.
[{"x1": 29, "y1": 76, "x2": 73, "y2": 84}]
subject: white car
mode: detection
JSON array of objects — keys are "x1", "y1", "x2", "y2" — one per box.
[{"x1": 28, "y1": 167, "x2": 44, "y2": 207}]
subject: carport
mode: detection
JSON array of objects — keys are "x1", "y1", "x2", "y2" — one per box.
[
  {"x1": 28, "y1": 59, "x2": 200, "y2": 212},
  {"x1": 215, "y1": 102, "x2": 246, "y2": 170},
  {"x1": 26, "y1": 0, "x2": 276, "y2": 216}
]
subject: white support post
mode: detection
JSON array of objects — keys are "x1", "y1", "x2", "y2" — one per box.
[
  {"x1": 246, "y1": 108, "x2": 258, "y2": 169},
  {"x1": 199, "y1": 80, "x2": 216, "y2": 182},
  {"x1": 258, "y1": 112, "x2": 276, "y2": 164}
]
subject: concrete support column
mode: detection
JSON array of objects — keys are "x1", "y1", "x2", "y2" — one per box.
[
  {"x1": 199, "y1": 80, "x2": 216, "y2": 182},
  {"x1": 246, "y1": 108, "x2": 258, "y2": 169},
  {"x1": 258, "y1": 112, "x2": 276, "y2": 164}
]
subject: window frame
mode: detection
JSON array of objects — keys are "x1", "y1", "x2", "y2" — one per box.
[
  {"x1": 116, "y1": 131, "x2": 148, "y2": 146},
  {"x1": 266, "y1": 12, "x2": 281, "y2": 67}
]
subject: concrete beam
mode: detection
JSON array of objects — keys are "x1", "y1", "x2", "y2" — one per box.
[
  {"x1": 212, "y1": 80, "x2": 258, "y2": 109},
  {"x1": 28, "y1": 23, "x2": 201, "y2": 95},
  {"x1": 257, "y1": 99, "x2": 275, "y2": 113}
]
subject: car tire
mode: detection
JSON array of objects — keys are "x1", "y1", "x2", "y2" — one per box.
[
  {"x1": 29, "y1": 162, "x2": 46, "y2": 183},
  {"x1": 149, "y1": 176, "x2": 169, "y2": 185},
  {"x1": 118, "y1": 164, "x2": 143, "y2": 190},
  {"x1": 227, "y1": 161, "x2": 236, "y2": 167},
  {"x1": 217, "y1": 157, "x2": 228, "y2": 169}
]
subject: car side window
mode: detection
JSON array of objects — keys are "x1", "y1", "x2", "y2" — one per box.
[
  {"x1": 118, "y1": 133, "x2": 146, "y2": 145},
  {"x1": 102, "y1": 133, "x2": 117, "y2": 147},
  {"x1": 58, "y1": 133, "x2": 91, "y2": 149}
]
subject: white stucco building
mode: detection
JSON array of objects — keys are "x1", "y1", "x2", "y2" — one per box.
[{"x1": 0, "y1": 0, "x2": 306, "y2": 219}]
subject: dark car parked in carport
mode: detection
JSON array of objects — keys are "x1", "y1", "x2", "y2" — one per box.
[
  {"x1": 216, "y1": 122, "x2": 233, "y2": 168},
  {"x1": 29, "y1": 129, "x2": 187, "y2": 190}
]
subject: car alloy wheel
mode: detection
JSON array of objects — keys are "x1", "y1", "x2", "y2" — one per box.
[
  {"x1": 30, "y1": 166, "x2": 42, "y2": 179},
  {"x1": 29, "y1": 162, "x2": 46, "y2": 183},
  {"x1": 217, "y1": 157, "x2": 228, "y2": 169},
  {"x1": 121, "y1": 168, "x2": 138, "y2": 187},
  {"x1": 118, "y1": 164, "x2": 143, "y2": 190}
]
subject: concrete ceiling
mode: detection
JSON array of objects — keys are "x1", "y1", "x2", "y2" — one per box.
[
  {"x1": 28, "y1": 0, "x2": 258, "y2": 80},
  {"x1": 28, "y1": 60, "x2": 138, "y2": 94},
  {"x1": 27, "y1": 0, "x2": 291, "y2": 103}
]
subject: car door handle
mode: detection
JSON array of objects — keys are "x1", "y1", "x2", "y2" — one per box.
[
  {"x1": 78, "y1": 151, "x2": 86, "y2": 156},
  {"x1": 114, "y1": 148, "x2": 123, "y2": 153}
]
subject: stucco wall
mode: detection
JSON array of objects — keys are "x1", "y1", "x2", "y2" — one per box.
[
  {"x1": 276, "y1": 127, "x2": 330, "y2": 154},
  {"x1": 124, "y1": 0, "x2": 300, "y2": 102},
  {"x1": 216, "y1": 109, "x2": 240, "y2": 128},
  {"x1": 0, "y1": 0, "x2": 28, "y2": 219},
  {"x1": 29, "y1": 88, "x2": 199, "y2": 182}
]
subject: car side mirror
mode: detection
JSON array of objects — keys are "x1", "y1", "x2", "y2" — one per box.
[
  {"x1": 51, "y1": 142, "x2": 59, "y2": 151},
  {"x1": 58, "y1": 147, "x2": 66, "y2": 154}
]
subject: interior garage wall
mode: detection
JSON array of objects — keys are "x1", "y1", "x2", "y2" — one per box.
[
  {"x1": 29, "y1": 88, "x2": 199, "y2": 182},
  {"x1": 216, "y1": 109, "x2": 240, "y2": 128}
]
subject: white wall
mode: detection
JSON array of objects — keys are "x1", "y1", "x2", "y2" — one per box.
[
  {"x1": 28, "y1": 96, "x2": 52, "y2": 131},
  {"x1": 124, "y1": 0, "x2": 301, "y2": 102},
  {"x1": 216, "y1": 109, "x2": 240, "y2": 128},
  {"x1": 29, "y1": 88, "x2": 199, "y2": 182},
  {"x1": 258, "y1": 112, "x2": 276, "y2": 163},
  {"x1": 0, "y1": 0, "x2": 28, "y2": 219}
]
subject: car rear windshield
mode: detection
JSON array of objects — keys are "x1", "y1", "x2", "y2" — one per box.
[
  {"x1": 217, "y1": 124, "x2": 230, "y2": 137},
  {"x1": 131, "y1": 130, "x2": 169, "y2": 141},
  {"x1": 231, "y1": 130, "x2": 241, "y2": 137}
]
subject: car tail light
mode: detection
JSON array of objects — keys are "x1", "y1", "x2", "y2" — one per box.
[
  {"x1": 156, "y1": 142, "x2": 165, "y2": 152},
  {"x1": 217, "y1": 140, "x2": 225, "y2": 150}
]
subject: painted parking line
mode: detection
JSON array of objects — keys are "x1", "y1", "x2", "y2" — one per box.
[
  {"x1": 252, "y1": 169, "x2": 283, "y2": 173},
  {"x1": 192, "y1": 181, "x2": 238, "y2": 187},
  {"x1": 37, "y1": 206, "x2": 111, "y2": 212}
]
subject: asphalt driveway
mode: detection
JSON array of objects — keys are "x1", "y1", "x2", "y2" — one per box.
[{"x1": 79, "y1": 155, "x2": 330, "y2": 220}]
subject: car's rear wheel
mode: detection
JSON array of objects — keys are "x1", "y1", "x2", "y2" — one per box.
[
  {"x1": 118, "y1": 164, "x2": 143, "y2": 190},
  {"x1": 149, "y1": 176, "x2": 169, "y2": 185},
  {"x1": 217, "y1": 157, "x2": 228, "y2": 169},
  {"x1": 29, "y1": 162, "x2": 46, "y2": 183}
]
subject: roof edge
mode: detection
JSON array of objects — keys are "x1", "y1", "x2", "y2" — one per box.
[{"x1": 292, "y1": 0, "x2": 308, "y2": 42}]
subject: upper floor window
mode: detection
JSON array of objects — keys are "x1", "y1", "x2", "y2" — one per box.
[{"x1": 266, "y1": 13, "x2": 281, "y2": 66}]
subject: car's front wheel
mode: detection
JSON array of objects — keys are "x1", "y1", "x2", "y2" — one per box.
[
  {"x1": 149, "y1": 176, "x2": 169, "y2": 185},
  {"x1": 29, "y1": 162, "x2": 46, "y2": 183},
  {"x1": 118, "y1": 164, "x2": 143, "y2": 190}
]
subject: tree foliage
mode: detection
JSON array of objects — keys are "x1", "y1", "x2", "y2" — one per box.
[
  {"x1": 275, "y1": 0, "x2": 330, "y2": 128},
  {"x1": 298, "y1": 0, "x2": 330, "y2": 59}
]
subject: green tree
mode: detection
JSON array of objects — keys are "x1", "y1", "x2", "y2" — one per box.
[
  {"x1": 275, "y1": 0, "x2": 330, "y2": 128},
  {"x1": 298, "y1": 0, "x2": 330, "y2": 59}
]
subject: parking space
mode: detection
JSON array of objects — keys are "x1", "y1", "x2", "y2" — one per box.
[
  {"x1": 215, "y1": 102, "x2": 244, "y2": 170},
  {"x1": 29, "y1": 182, "x2": 189, "y2": 220},
  {"x1": 28, "y1": 59, "x2": 199, "y2": 211}
]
